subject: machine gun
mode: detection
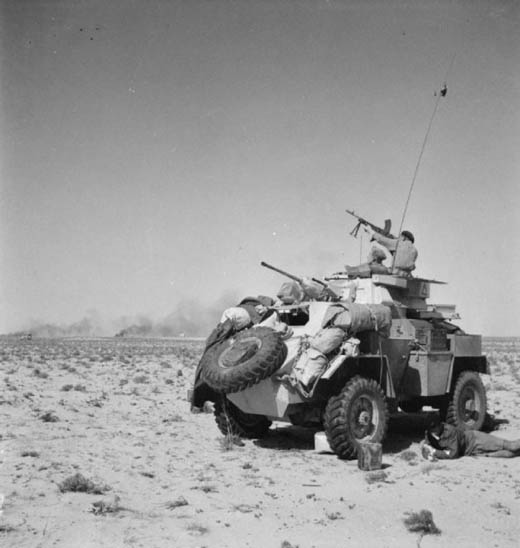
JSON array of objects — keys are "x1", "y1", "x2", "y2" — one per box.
[
  {"x1": 345, "y1": 209, "x2": 394, "y2": 239},
  {"x1": 260, "y1": 261, "x2": 340, "y2": 302}
]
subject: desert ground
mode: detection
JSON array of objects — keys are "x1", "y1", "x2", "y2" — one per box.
[{"x1": 1, "y1": 336, "x2": 519, "y2": 548}]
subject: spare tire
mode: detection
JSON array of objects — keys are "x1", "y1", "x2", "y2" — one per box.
[{"x1": 201, "y1": 326, "x2": 287, "y2": 394}]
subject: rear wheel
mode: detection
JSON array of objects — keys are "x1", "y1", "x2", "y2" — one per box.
[
  {"x1": 446, "y1": 371, "x2": 487, "y2": 430},
  {"x1": 324, "y1": 376, "x2": 388, "y2": 459},
  {"x1": 214, "y1": 398, "x2": 272, "y2": 439}
]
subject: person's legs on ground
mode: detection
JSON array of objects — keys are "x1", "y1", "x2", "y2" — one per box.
[
  {"x1": 470, "y1": 431, "x2": 508, "y2": 454},
  {"x1": 483, "y1": 450, "x2": 516, "y2": 458},
  {"x1": 503, "y1": 439, "x2": 520, "y2": 454}
]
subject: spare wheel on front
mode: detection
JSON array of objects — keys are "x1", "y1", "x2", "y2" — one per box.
[{"x1": 200, "y1": 326, "x2": 287, "y2": 394}]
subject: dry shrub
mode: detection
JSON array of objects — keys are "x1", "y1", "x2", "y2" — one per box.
[
  {"x1": 219, "y1": 433, "x2": 244, "y2": 451},
  {"x1": 404, "y1": 510, "x2": 441, "y2": 547},
  {"x1": 165, "y1": 496, "x2": 189, "y2": 509},
  {"x1": 364, "y1": 470, "x2": 390, "y2": 484},
  {"x1": 59, "y1": 473, "x2": 110, "y2": 494},
  {"x1": 21, "y1": 450, "x2": 39, "y2": 458},
  {"x1": 40, "y1": 411, "x2": 59, "y2": 423},
  {"x1": 326, "y1": 511, "x2": 344, "y2": 520},
  {"x1": 91, "y1": 495, "x2": 121, "y2": 515},
  {"x1": 186, "y1": 523, "x2": 209, "y2": 536}
]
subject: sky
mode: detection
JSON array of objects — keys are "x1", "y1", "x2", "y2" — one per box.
[{"x1": 1, "y1": 0, "x2": 519, "y2": 336}]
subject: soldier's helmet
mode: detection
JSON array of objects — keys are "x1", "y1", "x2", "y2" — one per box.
[{"x1": 401, "y1": 230, "x2": 415, "y2": 243}]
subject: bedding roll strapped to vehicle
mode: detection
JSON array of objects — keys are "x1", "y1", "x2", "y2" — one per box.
[{"x1": 323, "y1": 302, "x2": 392, "y2": 337}]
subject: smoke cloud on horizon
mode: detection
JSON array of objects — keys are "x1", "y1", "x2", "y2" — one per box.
[{"x1": 8, "y1": 291, "x2": 241, "y2": 338}]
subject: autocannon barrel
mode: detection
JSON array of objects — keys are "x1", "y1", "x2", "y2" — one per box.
[{"x1": 260, "y1": 261, "x2": 303, "y2": 283}]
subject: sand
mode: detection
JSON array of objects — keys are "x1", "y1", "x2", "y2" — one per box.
[{"x1": 1, "y1": 336, "x2": 519, "y2": 548}]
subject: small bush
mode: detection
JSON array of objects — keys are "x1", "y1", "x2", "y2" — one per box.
[
  {"x1": 91, "y1": 495, "x2": 121, "y2": 515},
  {"x1": 186, "y1": 523, "x2": 209, "y2": 536},
  {"x1": 21, "y1": 450, "x2": 40, "y2": 458},
  {"x1": 404, "y1": 509, "x2": 441, "y2": 546},
  {"x1": 40, "y1": 411, "x2": 59, "y2": 423},
  {"x1": 165, "y1": 496, "x2": 189, "y2": 509},
  {"x1": 219, "y1": 433, "x2": 244, "y2": 451},
  {"x1": 365, "y1": 470, "x2": 390, "y2": 484},
  {"x1": 59, "y1": 473, "x2": 110, "y2": 494},
  {"x1": 61, "y1": 384, "x2": 74, "y2": 392}
]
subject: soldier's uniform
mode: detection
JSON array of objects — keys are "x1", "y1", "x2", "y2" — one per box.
[
  {"x1": 371, "y1": 232, "x2": 417, "y2": 277},
  {"x1": 425, "y1": 423, "x2": 520, "y2": 459}
]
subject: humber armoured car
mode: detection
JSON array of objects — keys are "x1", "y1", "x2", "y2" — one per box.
[{"x1": 191, "y1": 272, "x2": 488, "y2": 459}]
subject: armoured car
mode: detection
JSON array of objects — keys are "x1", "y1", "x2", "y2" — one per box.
[{"x1": 191, "y1": 273, "x2": 488, "y2": 459}]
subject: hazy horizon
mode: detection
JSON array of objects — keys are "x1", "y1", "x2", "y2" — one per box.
[{"x1": 1, "y1": 0, "x2": 519, "y2": 337}]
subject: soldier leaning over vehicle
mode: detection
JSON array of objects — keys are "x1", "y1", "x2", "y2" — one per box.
[
  {"x1": 343, "y1": 245, "x2": 390, "y2": 278},
  {"x1": 364, "y1": 226, "x2": 418, "y2": 277},
  {"x1": 208, "y1": 295, "x2": 292, "y2": 350}
]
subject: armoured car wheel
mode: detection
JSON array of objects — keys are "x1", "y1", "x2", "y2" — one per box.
[
  {"x1": 201, "y1": 326, "x2": 287, "y2": 394},
  {"x1": 324, "y1": 375, "x2": 388, "y2": 460},
  {"x1": 446, "y1": 371, "x2": 487, "y2": 430},
  {"x1": 214, "y1": 398, "x2": 271, "y2": 439}
]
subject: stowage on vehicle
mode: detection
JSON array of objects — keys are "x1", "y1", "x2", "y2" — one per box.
[{"x1": 190, "y1": 268, "x2": 488, "y2": 460}]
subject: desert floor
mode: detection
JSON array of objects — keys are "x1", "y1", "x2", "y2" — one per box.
[{"x1": 1, "y1": 336, "x2": 519, "y2": 548}]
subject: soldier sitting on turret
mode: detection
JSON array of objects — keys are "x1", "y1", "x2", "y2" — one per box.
[{"x1": 364, "y1": 226, "x2": 418, "y2": 277}]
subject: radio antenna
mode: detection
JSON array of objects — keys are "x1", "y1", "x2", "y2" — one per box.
[
  {"x1": 397, "y1": 53, "x2": 456, "y2": 237},
  {"x1": 391, "y1": 54, "x2": 455, "y2": 271}
]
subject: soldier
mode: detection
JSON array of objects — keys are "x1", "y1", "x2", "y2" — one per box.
[
  {"x1": 422, "y1": 422, "x2": 520, "y2": 460},
  {"x1": 366, "y1": 245, "x2": 390, "y2": 274},
  {"x1": 343, "y1": 244, "x2": 390, "y2": 278},
  {"x1": 364, "y1": 226, "x2": 417, "y2": 277}
]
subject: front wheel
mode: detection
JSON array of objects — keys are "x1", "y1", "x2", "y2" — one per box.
[
  {"x1": 324, "y1": 376, "x2": 388, "y2": 459},
  {"x1": 446, "y1": 371, "x2": 487, "y2": 430}
]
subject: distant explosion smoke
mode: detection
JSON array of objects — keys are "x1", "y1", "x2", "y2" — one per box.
[{"x1": 11, "y1": 292, "x2": 241, "y2": 338}]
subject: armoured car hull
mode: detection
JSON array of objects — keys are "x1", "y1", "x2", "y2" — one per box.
[{"x1": 191, "y1": 274, "x2": 488, "y2": 459}]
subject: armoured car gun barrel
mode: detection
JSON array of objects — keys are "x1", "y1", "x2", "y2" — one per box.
[
  {"x1": 260, "y1": 261, "x2": 339, "y2": 301},
  {"x1": 345, "y1": 209, "x2": 394, "y2": 239},
  {"x1": 260, "y1": 261, "x2": 304, "y2": 284}
]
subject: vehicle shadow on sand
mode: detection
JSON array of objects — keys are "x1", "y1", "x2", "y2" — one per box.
[
  {"x1": 253, "y1": 411, "x2": 443, "y2": 455},
  {"x1": 254, "y1": 425, "x2": 317, "y2": 451},
  {"x1": 254, "y1": 411, "x2": 509, "y2": 455}
]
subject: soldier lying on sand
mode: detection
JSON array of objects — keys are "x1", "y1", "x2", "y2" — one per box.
[{"x1": 422, "y1": 421, "x2": 520, "y2": 460}]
